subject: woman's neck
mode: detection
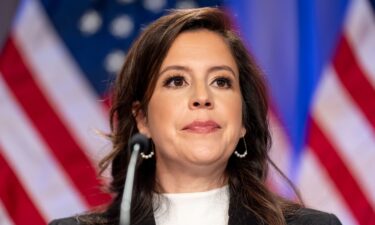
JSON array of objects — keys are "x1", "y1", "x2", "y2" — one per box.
[{"x1": 155, "y1": 161, "x2": 228, "y2": 193}]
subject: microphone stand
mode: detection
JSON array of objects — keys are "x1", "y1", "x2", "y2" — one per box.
[{"x1": 119, "y1": 134, "x2": 148, "y2": 225}]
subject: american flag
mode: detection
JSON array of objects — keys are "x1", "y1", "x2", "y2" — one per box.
[{"x1": 0, "y1": 0, "x2": 374, "y2": 224}]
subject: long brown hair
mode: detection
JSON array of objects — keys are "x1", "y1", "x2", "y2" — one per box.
[{"x1": 81, "y1": 7, "x2": 300, "y2": 225}]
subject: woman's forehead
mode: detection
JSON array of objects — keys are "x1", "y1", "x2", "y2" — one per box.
[{"x1": 158, "y1": 29, "x2": 238, "y2": 75}]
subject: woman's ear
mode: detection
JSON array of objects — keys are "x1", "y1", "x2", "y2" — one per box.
[
  {"x1": 241, "y1": 126, "x2": 246, "y2": 138},
  {"x1": 132, "y1": 101, "x2": 151, "y2": 138}
]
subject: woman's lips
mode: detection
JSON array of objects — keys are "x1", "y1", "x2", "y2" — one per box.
[{"x1": 182, "y1": 120, "x2": 221, "y2": 133}]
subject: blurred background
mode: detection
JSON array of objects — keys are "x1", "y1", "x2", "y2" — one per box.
[{"x1": 0, "y1": 0, "x2": 374, "y2": 224}]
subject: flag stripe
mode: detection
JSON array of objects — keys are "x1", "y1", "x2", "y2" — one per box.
[
  {"x1": 345, "y1": 0, "x2": 375, "y2": 89},
  {"x1": 13, "y1": 0, "x2": 111, "y2": 164},
  {"x1": 0, "y1": 201, "x2": 14, "y2": 225},
  {"x1": 0, "y1": 151, "x2": 46, "y2": 225},
  {"x1": 308, "y1": 0, "x2": 375, "y2": 223},
  {"x1": 313, "y1": 66, "x2": 375, "y2": 207},
  {"x1": 333, "y1": 36, "x2": 375, "y2": 132},
  {"x1": 267, "y1": 112, "x2": 293, "y2": 196},
  {"x1": 0, "y1": 39, "x2": 110, "y2": 207},
  {"x1": 298, "y1": 149, "x2": 358, "y2": 225},
  {"x1": 308, "y1": 119, "x2": 375, "y2": 225},
  {"x1": 0, "y1": 74, "x2": 87, "y2": 220}
]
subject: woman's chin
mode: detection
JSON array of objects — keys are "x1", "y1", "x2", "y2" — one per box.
[{"x1": 185, "y1": 149, "x2": 229, "y2": 166}]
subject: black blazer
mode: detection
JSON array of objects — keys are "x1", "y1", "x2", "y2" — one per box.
[{"x1": 49, "y1": 207, "x2": 342, "y2": 225}]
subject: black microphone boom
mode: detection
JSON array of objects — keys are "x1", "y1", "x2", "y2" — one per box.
[
  {"x1": 129, "y1": 133, "x2": 149, "y2": 152},
  {"x1": 119, "y1": 133, "x2": 149, "y2": 225}
]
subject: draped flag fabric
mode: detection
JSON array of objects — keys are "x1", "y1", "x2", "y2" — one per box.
[
  {"x1": 0, "y1": 0, "x2": 374, "y2": 225},
  {"x1": 226, "y1": 1, "x2": 375, "y2": 224}
]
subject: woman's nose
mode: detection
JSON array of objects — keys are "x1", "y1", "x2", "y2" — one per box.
[
  {"x1": 189, "y1": 84, "x2": 214, "y2": 109},
  {"x1": 192, "y1": 100, "x2": 212, "y2": 108}
]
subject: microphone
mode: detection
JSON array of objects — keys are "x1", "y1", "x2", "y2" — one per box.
[
  {"x1": 129, "y1": 133, "x2": 149, "y2": 152},
  {"x1": 119, "y1": 133, "x2": 149, "y2": 225}
]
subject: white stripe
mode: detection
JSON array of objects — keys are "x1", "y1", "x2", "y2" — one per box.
[
  {"x1": 0, "y1": 75, "x2": 87, "y2": 221},
  {"x1": 268, "y1": 113, "x2": 293, "y2": 195},
  {"x1": 297, "y1": 149, "x2": 358, "y2": 225},
  {"x1": 312, "y1": 66, "x2": 375, "y2": 208},
  {"x1": 0, "y1": 201, "x2": 14, "y2": 225},
  {"x1": 269, "y1": 113, "x2": 292, "y2": 173},
  {"x1": 13, "y1": 0, "x2": 111, "y2": 164},
  {"x1": 345, "y1": 0, "x2": 375, "y2": 89}
]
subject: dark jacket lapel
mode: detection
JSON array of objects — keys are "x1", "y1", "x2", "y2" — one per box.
[{"x1": 228, "y1": 197, "x2": 261, "y2": 225}]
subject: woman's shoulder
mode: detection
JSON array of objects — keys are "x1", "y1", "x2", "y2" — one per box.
[
  {"x1": 49, "y1": 214, "x2": 111, "y2": 225},
  {"x1": 287, "y1": 208, "x2": 342, "y2": 225},
  {"x1": 49, "y1": 208, "x2": 341, "y2": 225},
  {"x1": 48, "y1": 216, "x2": 80, "y2": 225}
]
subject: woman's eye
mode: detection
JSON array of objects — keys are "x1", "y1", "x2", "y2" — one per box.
[
  {"x1": 213, "y1": 77, "x2": 232, "y2": 88},
  {"x1": 163, "y1": 75, "x2": 187, "y2": 88}
]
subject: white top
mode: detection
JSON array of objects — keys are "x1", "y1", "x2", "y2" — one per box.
[{"x1": 153, "y1": 186, "x2": 229, "y2": 225}]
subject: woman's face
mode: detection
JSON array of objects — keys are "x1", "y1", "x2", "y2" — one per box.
[{"x1": 136, "y1": 29, "x2": 245, "y2": 172}]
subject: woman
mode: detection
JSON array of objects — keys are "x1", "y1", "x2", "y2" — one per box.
[{"x1": 50, "y1": 7, "x2": 342, "y2": 225}]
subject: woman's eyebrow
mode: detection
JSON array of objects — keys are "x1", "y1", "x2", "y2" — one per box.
[
  {"x1": 207, "y1": 65, "x2": 237, "y2": 78},
  {"x1": 158, "y1": 65, "x2": 192, "y2": 76},
  {"x1": 159, "y1": 65, "x2": 236, "y2": 77}
]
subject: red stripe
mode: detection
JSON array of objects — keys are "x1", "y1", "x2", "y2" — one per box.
[
  {"x1": 333, "y1": 36, "x2": 375, "y2": 131},
  {"x1": 102, "y1": 91, "x2": 112, "y2": 109},
  {"x1": 0, "y1": 151, "x2": 46, "y2": 225},
  {"x1": 308, "y1": 119, "x2": 375, "y2": 225},
  {"x1": 0, "y1": 38, "x2": 111, "y2": 207}
]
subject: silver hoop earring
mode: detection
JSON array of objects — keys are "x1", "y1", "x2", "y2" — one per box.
[
  {"x1": 140, "y1": 151, "x2": 154, "y2": 159},
  {"x1": 140, "y1": 141, "x2": 154, "y2": 159},
  {"x1": 234, "y1": 137, "x2": 248, "y2": 158}
]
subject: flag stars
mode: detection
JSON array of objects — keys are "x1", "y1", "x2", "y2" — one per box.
[
  {"x1": 143, "y1": 0, "x2": 166, "y2": 13},
  {"x1": 110, "y1": 15, "x2": 134, "y2": 39},
  {"x1": 176, "y1": 0, "x2": 198, "y2": 9},
  {"x1": 104, "y1": 50, "x2": 126, "y2": 74},
  {"x1": 117, "y1": 0, "x2": 135, "y2": 4},
  {"x1": 79, "y1": 10, "x2": 102, "y2": 35}
]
